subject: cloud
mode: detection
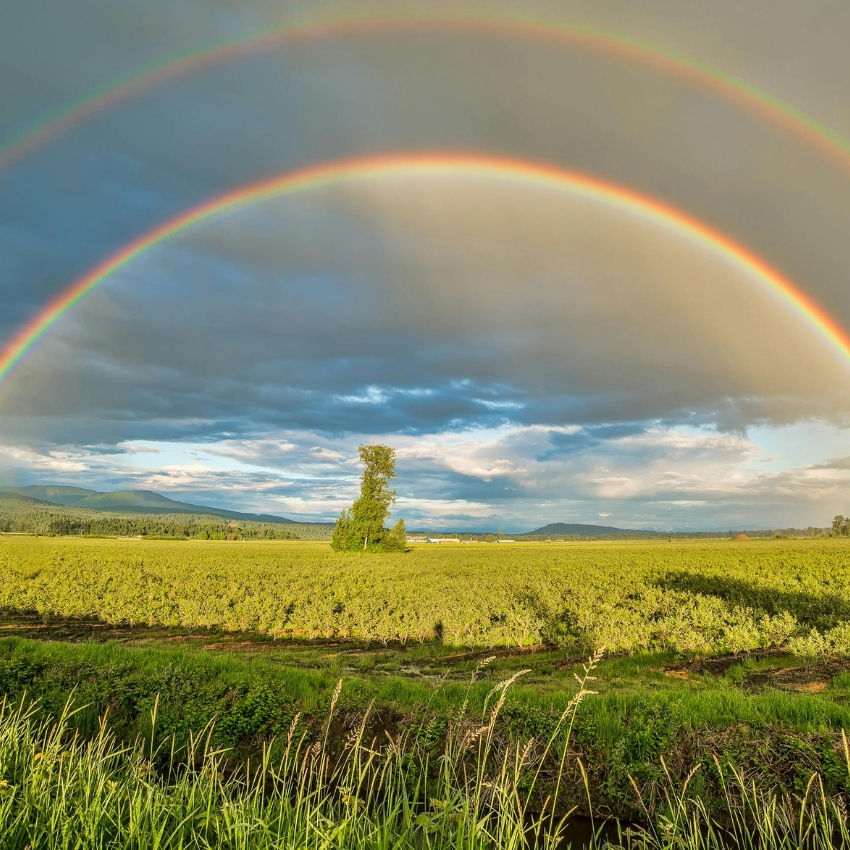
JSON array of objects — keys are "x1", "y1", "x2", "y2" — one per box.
[
  {"x1": 2, "y1": 176, "x2": 848, "y2": 453},
  {"x1": 2, "y1": 0, "x2": 850, "y2": 528},
  {"x1": 812, "y1": 456, "x2": 850, "y2": 471},
  {"x1": 3, "y1": 421, "x2": 849, "y2": 530}
]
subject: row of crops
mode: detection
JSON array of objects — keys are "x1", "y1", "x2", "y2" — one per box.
[{"x1": 2, "y1": 537, "x2": 850, "y2": 654}]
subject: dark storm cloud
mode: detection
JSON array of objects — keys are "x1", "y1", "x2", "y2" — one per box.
[
  {"x1": 536, "y1": 424, "x2": 649, "y2": 461},
  {"x1": 5, "y1": 0, "x2": 850, "y2": 350},
  {"x1": 4, "y1": 175, "x2": 846, "y2": 450}
]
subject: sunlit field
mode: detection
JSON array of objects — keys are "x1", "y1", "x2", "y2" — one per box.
[
  {"x1": 4, "y1": 536, "x2": 850, "y2": 846},
  {"x1": 3, "y1": 536, "x2": 850, "y2": 654}
]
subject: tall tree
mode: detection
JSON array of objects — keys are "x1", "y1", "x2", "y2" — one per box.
[{"x1": 331, "y1": 444, "x2": 406, "y2": 552}]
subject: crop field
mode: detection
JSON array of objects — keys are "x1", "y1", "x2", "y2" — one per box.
[
  {"x1": 4, "y1": 535, "x2": 850, "y2": 846},
  {"x1": 2, "y1": 536, "x2": 850, "y2": 655}
]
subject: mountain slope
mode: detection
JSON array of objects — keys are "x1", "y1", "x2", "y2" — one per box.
[
  {"x1": 10, "y1": 485, "x2": 99, "y2": 506},
  {"x1": 525, "y1": 522, "x2": 660, "y2": 537},
  {"x1": 0, "y1": 486, "x2": 304, "y2": 525},
  {"x1": 0, "y1": 491, "x2": 62, "y2": 507},
  {"x1": 75, "y1": 490, "x2": 205, "y2": 510}
]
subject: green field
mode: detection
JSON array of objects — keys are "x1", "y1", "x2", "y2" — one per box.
[
  {"x1": 3, "y1": 536, "x2": 850, "y2": 846},
  {"x1": 3, "y1": 536, "x2": 850, "y2": 653}
]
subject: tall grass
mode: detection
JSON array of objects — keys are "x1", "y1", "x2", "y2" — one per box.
[
  {"x1": 1, "y1": 654, "x2": 850, "y2": 849},
  {"x1": 621, "y1": 744, "x2": 850, "y2": 849},
  {"x1": 0, "y1": 655, "x2": 598, "y2": 850}
]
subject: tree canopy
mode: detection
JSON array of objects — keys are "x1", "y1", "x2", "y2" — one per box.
[{"x1": 331, "y1": 444, "x2": 406, "y2": 552}]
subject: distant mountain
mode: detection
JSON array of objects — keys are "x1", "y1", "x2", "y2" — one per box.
[
  {"x1": 1, "y1": 486, "x2": 307, "y2": 525},
  {"x1": 10, "y1": 485, "x2": 99, "y2": 505},
  {"x1": 0, "y1": 490, "x2": 60, "y2": 507},
  {"x1": 524, "y1": 522, "x2": 660, "y2": 537}
]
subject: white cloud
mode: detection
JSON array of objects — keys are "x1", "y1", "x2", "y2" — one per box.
[
  {"x1": 3, "y1": 419, "x2": 850, "y2": 529},
  {"x1": 334, "y1": 387, "x2": 389, "y2": 405},
  {"x1": 310, "y1": 446, "x2": 347, "y2": 460}
]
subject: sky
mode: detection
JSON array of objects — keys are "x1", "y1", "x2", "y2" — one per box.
[{"x1": 1, "y1": 0, "x2": 850, "y2": 531}]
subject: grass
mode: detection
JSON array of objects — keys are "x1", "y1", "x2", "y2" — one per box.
[
  {"x1": 0, "y1": 653, "x2": 604, "y2": 850},
  {"x1": 5, "y1": 536, "x2": 850, "y2": 842},
  {"x1": 3, "y1": 664, "x2": 850, "y2": 849},
  {"x1": 3, "y1": 631, "x2": 850, "y2": 825},
  {"x1": 6, "y1": 630, "x2": 850, "y2": 734}
]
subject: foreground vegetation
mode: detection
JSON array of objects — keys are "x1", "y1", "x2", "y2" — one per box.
[
  {"x1": 3, "y1": 665, "x2": 850, "y2": 849},
  {"x1": 3, "y1": 630, "x2": 850, "y2": 819},
  {"x1": 3, "y1": 537, "x2": 850, "y2": 654},
  {"x1": 4, "y1": 536, "x2": 850, "y2": 844}
]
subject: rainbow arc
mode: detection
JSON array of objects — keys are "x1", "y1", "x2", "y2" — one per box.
[
  {"x1": 1, "y1": 153, "x2": 848, "y2": 388},
  {"x1": 1, "y1": 12, "x2": 850, "y2": 177}
]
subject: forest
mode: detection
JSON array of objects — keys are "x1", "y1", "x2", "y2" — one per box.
[{"x1": 0, "y1": 494, "x2": 329, "y2": 539}]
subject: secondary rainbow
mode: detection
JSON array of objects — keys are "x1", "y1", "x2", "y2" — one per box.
[
  {"x1": 2, "y1": 11, "x2": 850, "y2": 177},
  {"x1": 2, "y1": 153, "x2": 849, "y2": 387}
]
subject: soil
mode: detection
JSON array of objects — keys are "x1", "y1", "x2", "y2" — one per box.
[
  {"x1": 743, "y1": 660, "x2": 850, "y2": 692},
  {"x1": 662, "y1": 648, "x2": 783, "y2": 677},
  {"x1": 662, "y1": 650, "x2": 850, "y2": 693},
  {"x1": 6, "y1": 612, "x2": 850, "y2": 695},
  {"x1": 0, "y1": 612, "x2": 563, "y2": 669}
]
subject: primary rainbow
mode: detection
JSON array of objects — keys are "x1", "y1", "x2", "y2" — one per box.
[
  {"x1": 2, "y1": 152, "x2": 849, "y2": 386},
  {"x1": 2, "y1": 10, "x2": 850, "y2": 177}
]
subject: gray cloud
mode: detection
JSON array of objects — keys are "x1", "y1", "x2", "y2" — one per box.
[
  {"x1": 812, "y1": 456, "x2": 850, "y2": 471},
  {"x1": 2, "y1": 0, "x2": 850, "y2": 527},
  {"x1": 2, "y1": 178, "x2": 846, "y2": 448}
]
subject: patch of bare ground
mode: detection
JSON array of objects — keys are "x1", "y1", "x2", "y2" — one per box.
[
  {"x1": 664, "y1": 668, "x2": 690, "y2": 680},
  {"x1": 0, "y1": 614, "x2": 353, "y2": 649},
  {"x1": 438, "y1": 644, "x2": 551, "y2": 662},
  {"x1": 663, "y1": 651, "x2": 850, "y2": 692},
  {"x1": 200, "y1": 639, "x2": 291, "y2": 652},
  {"x1": 745, "y1": 660, "x2": 850, "y2": 692},
  {"x1": 663, "y1": 648, "x2": 785, "y2": 678},
  {"x1": 0, "y1": 613, "x2": 570, "y2": 660},
  {"x1": 0, "y1": 613, "x2": 268, "y2": 645},
  {"x1": 1, "y1": 617, "x2": 153, "y2": 642}
]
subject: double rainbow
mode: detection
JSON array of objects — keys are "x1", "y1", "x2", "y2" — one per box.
[
  {"x1": 2, "y1": 153, "x2": 848, "y2": 388},
  {"x1": 2, "y1": 10, "x2": 850, "y2": 177}
]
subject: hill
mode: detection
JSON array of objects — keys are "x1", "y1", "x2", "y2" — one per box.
[
  {"x1": 9, "y1": 486, "x2": 99, "y2": 504},
  {"x1": 0, "y1": 491, "x2": 60, "y2": 507},
  {"x1": 0, "y1": 493, "x2": 334, "y2": 540},
  {"x1": 524, "y1": 522, "x2": 661, "y2": 537},
  {"x1": 1, "y1": 486, "x2": 305, "y2": 525}
]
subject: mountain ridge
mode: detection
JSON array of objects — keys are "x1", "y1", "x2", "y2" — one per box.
[
  {"x1": 1, "y1": 487, "x2": 789, "y2": 536},
  {"x1": 523, "y1": 522, "x2": 661, "y2": 536},
  {"x1": 0, "y1": 485, "x2": 316, "y2": 525}
]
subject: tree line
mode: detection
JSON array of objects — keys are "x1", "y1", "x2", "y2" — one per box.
[{"x1": 0, "y1": 498, "x2": 302, "y2": 539}]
